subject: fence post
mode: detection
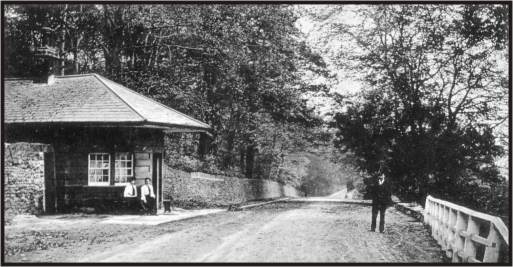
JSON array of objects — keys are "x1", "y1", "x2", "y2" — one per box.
[
  {"x1": 451, "y1": 211, "x2": 467, "y2": 263},
  {"x1": 445, "y1": 207, "x2": 452, "y2": 250},
  {"x1": 435, "y1": 203, "x2": 442, "y2": 244},
  {"x1": 483, "y1": 224, "x2": 500, "y2": 262},
  {"x1": 440, "y1": 204, "x2": 447, "y2": 246},
  {"x1": 462, "y1": 216, "x2": 478, "y2": 262},
  {"x1": 424, "y1": 198, "x2": 431, "y2": 225},
  {"x1": 432, "y1": 203, "x2": 438, "y2": 240},
  {"x1": 440, "y1": 206, "x2": 447, "y2": 249},
  {"x1": 446, "y1": 208, "x2": 457, "y2": 258}
]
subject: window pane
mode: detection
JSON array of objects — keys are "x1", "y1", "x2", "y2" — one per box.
[
  {"x1": 88, "y1": 153, "x2": 111, "y2": 184},
  {"x1": 114, "y1": 153, "x2": 133, "y2": 184},
  {"x1": 116, "y1": 153, "x2": 129, "y2": 160}
]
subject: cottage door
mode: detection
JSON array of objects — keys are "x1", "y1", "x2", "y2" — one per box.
[
  {"x1": 152, "y1": 153, "x2": 162, "y2": 209},
  {"x1": 44, "y1": 152, "x2": 56, "y2": 213}
]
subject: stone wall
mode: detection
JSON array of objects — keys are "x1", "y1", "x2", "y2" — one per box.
[
  {"x1": 163, "y1": 166, "x2": 299, "y2": 207},
  {"x1": 4, "y1": 142, "x2": 53, "y2": 221}
]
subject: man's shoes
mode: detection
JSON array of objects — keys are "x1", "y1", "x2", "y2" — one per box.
[{"x1": 369, "y1": 229, "x2": 375, "y2": 232}]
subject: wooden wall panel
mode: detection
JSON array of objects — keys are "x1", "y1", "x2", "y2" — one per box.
[{"x1": 134, "y1": 152, "x2": 152, "y2": 185}]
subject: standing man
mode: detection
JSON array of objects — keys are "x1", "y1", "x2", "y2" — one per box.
[
  {"x1": 123, "y1": 178, "x2": 139, "y2": 214},
  {"x1": 369, "y1": 171, "x2": 392, "y2": 233},
  {"x1": 141, "y1": 178, "x2": 156, "y2": 215}
]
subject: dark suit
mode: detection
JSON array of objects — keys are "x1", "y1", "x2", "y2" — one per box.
[{"x1": 369, "y1": 178, "x2": 392, "y2": 232}]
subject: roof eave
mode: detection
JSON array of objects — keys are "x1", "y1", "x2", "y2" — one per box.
[
  {"x1": 5, "y1": 121, "x2": 211, "y2": 134},
  {"x1": 143, "y1": 121, "x2": 212, "y2": 134}
]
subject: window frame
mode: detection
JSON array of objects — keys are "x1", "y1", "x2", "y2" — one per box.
[
  {"x1": 114, "y1": 152, "x2": 134, "y2": 186},
  {"x1": 88, "y1": 153, "x2": 111, "y2": 186}
]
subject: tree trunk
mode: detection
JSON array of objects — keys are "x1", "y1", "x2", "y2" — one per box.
[
  {"x1": 245, "y1": 144, "x2": 256, "y2": 178},
  {"x1": 222, "y1": 132, "x2": 235, "y2": 168},
  {"x1": 59, "y1": 5, "x2": 68, "y2": 76},
  {"x1": 130, "y1": 50, "x2": 135, "y2": 69},
  {"x1": 73, "y1": 50, "x2": 79, "y2": 74},
  {"x1": 102, "y1": 5, "x2": 124, "y2": 76},
  {"x1": 239, "y1": 148, "x2": 245, "y2": 173}
]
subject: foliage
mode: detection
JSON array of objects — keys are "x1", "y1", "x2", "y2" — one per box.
[
  {"x1": 5, "y1": 4, "x2": 328, "y2": 180},
  {"x1": 317, "y1": 5, "x2": 508, "y2": 217}
]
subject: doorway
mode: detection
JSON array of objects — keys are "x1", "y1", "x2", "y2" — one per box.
[{"x1": 44, "y1": 152, "x2": 56, "y2": 213}]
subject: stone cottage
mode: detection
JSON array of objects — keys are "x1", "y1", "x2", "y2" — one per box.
[{"x1": 4, "y1": 73, "x2": 210, "y2": 216}]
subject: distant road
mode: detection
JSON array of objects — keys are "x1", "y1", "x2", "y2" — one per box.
[{"x1": 329, "y1": 188, "x2": 348, "y2": 198}]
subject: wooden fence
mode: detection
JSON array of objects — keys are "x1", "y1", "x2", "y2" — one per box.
[{"x1": 423, "y1": 195, "x2": 509, "y2": 263}]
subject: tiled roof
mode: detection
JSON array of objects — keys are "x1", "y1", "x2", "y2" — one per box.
[{"x1": 4, "y1": 74, "x2": 210, "y2": 131}]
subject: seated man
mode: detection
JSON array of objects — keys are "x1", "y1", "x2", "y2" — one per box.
[
  {"x1": 123, "y1": 178, "x2": 139, "y2": 214},
  {"x1": 140, "y1": 178, "x2": 157, "y2": 215}
]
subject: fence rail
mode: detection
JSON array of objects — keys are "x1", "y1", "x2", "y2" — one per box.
[{"x1": 423, "y1": 195, "x2": 509, "y2": 263}]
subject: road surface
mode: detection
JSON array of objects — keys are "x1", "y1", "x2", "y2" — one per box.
[{"x1": 5, "y1": 202, "x2": 445, "y2": 263}]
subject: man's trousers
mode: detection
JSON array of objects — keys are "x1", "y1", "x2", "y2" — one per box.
[
  {"x1": 142, "y1": 196, "x2": 156, "y2": 215},
  {"x1": 371, "y1": 203, "x2": 387, "y2": 232}
]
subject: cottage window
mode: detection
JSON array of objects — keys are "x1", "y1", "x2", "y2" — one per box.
[
  {"x1": 115, "y1": 152, "x2": 133, "y2": 185},
  {"x1": 88, "y1": 153, "x2": 110, "y2": 185}
]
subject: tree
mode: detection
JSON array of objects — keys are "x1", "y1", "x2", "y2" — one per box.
[
  {"x1": 5, "y1": 4, "x2": 103, "y2": 75},
  {"x1": 310, "y1": 5, "x2": 508, "y2": 216},
  {"x1": 5, "y1": 4, "x2": 329, "y2": 181}
]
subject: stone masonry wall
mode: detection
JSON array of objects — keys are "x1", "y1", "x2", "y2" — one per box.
[
  {"x1": 4, "y1": 142, "x2": 53, "y2": 221},
  {"x1": 163, "y1": 166, "x2": 299, "y2": 207}
]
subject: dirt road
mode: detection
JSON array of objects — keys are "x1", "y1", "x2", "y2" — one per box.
[{"x1": 5, "y1": 202, "x2": 445, "y2": 263}]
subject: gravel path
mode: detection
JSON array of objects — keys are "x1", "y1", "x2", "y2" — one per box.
[{"x1": 4, "y1": 202, "x2": 446, "y2": 263}]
